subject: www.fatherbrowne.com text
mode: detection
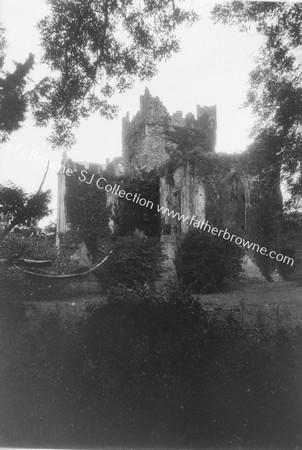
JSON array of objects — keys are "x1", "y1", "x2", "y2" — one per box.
[
  {"x1": 79, "y1": 171, "x2": 294, "y2": 267},
  {"x1": 157, "y1": 205, "x2": 294, "y2": 267}
]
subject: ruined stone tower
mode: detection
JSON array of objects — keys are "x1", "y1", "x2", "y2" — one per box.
[{"x1": 122, "y1": 87, "x2": 217, "y2": 175}]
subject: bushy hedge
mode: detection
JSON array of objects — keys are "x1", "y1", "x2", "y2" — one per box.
[
  {"x1": 1, "y1": 284, "x2": 302, "y2": 448},
  {"x1": 175, "y1": 229, "x2": 243, "y2": 293},
  {"x1": 97, "y1": 235, "x2": 162, "y2": 290}
]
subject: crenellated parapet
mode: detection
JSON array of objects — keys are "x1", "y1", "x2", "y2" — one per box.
[{"x1": 139, "y1": 87, "x2": 168, "y2": 121}]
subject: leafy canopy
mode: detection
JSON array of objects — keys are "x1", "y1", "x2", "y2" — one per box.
[
  {"x1": 0, "y1": 183, "x2": 51, "y2": 241},
  {"x1": 0, "y1": 27, "x2": 35, "y2": 143},
  {"x1": 37, "y1": 0, "x2": 197, "y2": 148}
]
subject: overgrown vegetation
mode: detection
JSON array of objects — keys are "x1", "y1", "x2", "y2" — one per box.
[
  {"x1": 162, "y1": 126, "x2": 247, "y2": 233},
  {"x1": 246, "y1": 134, "x2": 283, "y2": 280},
  {"x1": 0, "y1": 231, "x2": 90, "y2": 302},
  {"x1": 0, "y1": 27, "x2": 35, "y2": 143},
  {"x1": 175, "y1": 230, "x2": 243, "y2": 293},
  {"x1": 97, "y1": 235, "x2": 162, "y2": 290},
  {"x1": 161, "y1": 125, "x2": 210, "y2": 185},
  {"x1": 113, "y1": 170, "x2": 160, "y2": 237},
  {"x1": 1, "y1": 284, "x2": 301, "y2": 448},
  {"x1": 65, "y1": 170, "x2": 111, "y2": 259},
  {"x1": 163, "y1": 126, "x2": 285, "y2": 279},
  {"x1": 0, "y1": 183, "x2": 51, "y2": 243}
]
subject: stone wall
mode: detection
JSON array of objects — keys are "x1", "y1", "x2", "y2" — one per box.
[
  {"x1": 122, "y1": 88, "x2": 169, "y2": 175},
  {"x1": 159, "y1": 164, "x2": 206, "y2": 236}
]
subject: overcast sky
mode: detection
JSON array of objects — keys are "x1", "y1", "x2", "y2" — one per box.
[{"x1": 0, "y1": 0, "x2": 264, "y2": 224}]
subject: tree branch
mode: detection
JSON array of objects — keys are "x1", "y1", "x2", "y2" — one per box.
[
  {"x1": 0, "y1": 217, "x2": 21, "y2": 243},
  {"x1": 37, "y1": 160, "x2": 50, "y2": 194}
]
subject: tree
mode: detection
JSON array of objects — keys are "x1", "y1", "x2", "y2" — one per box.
[
  {"x1": 36, "y1": 0, "x2": 197, "y2": 148},
  {"x1": 0, "y1": 26, "x2": 54, "y2": 242},
  {"x1": 0, "y1": 183, "x2": 51, "y2": 243},
  {"x1": 0, "y1": 26, "x2": 35, "y2": 143},
  {"x1": 211, "y1": 2, "x2": 302, "y2": 201}
]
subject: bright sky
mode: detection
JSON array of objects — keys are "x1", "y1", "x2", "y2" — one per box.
[{"x1": 0, "y1": 0, "x2": 264, "y2": 224}]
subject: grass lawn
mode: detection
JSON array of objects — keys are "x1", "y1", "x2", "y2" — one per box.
[{"x1": 32, "y1": 280, "x2": 302, "y2": 325}]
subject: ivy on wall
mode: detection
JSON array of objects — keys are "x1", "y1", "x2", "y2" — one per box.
[
  {"x1": 160, "y1": 126, "x2": 209, "y2": 185},
  {"x1": 65, "y1": 170, "x2": 111, "y2": 260},
  {"x1": 161, "y1": 126, "x2": 246, "y2": 233},
  {"x1": 161, "y1": 126, "x2": 284, "y2": 279},
  {"x1": 246, "y1": 134, "x2": 283, "y2": 279},
  {"x1": 113, "y1": 169, "x2": 160, "y2": 237},
  {"x1": 63, "y1": 128, "x2": 284, "y2": 280},
  {"x1": 64, "y1": 166, "x2": 160, "y2": 259}
]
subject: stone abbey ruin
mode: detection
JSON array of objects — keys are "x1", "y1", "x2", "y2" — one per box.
[{"x1": 57, "y1": 88, "x2": 286, "y2": 280}]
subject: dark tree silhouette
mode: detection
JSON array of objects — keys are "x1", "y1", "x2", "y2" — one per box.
[{"x1": 0, "y1": 183, "x2": 51, "y2": 243}]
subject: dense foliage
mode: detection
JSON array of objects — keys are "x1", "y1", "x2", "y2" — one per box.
[
  {"x1": 65, "y1": 170, "x2": 111, "y2": 259},
  {"x1": 98, "y1": 235, "x2": 162, "y2": 290},
  {"x1": 161, "y1": 124, "x2": 209, "y2": 184},
  {"x1": 113, "y1": 170, "x2": 160, "y2": 237},
  {"x1": 0, "y1": 183, "x2": 51, "y2": 243},
  {"x1": 246, "y1": 134, "x2": 283, "y2": 279},
  {"x1": 175, "y1": 230, "x2": 243, "y2": 293},
  {"x1": 1, "y1": 284, "x2": 301, "y2": 448},
  {"x1": 36, "y1": 0, "x2": 197, "y2": 147}
]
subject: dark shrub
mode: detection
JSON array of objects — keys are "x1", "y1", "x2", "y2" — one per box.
[
  {"x1": 175, "y1": 229, "x2": 243, "y2": 293},
  {"x1": 97, "y1": 235, "x2": 162, "y2": 290}
]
